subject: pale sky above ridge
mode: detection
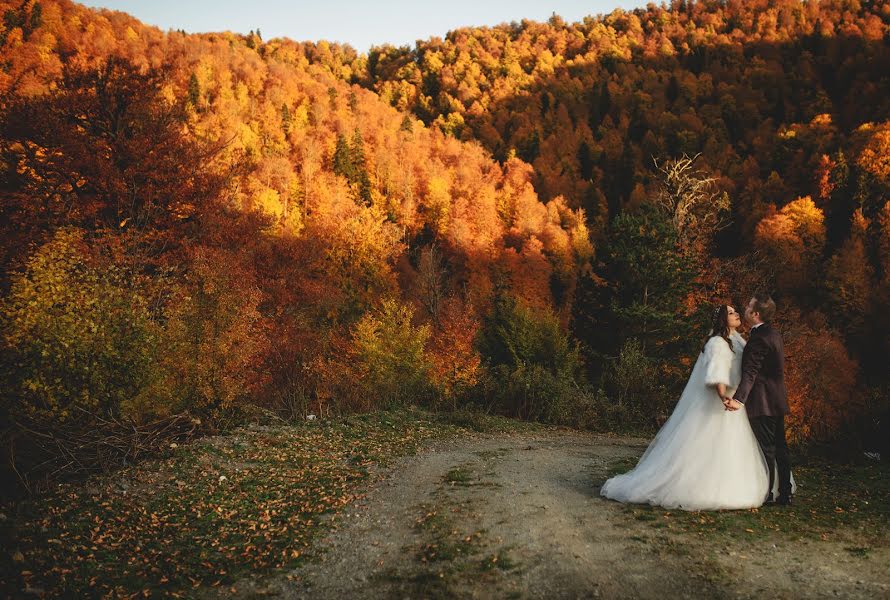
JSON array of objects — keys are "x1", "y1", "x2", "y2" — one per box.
[{"x1": 85, "y1": 0, "x2": 648, "y2": 53}]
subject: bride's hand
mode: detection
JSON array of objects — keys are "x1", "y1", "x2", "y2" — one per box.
[{"x1": 724, "y1": 398, "x2": 743, "y2": 411}]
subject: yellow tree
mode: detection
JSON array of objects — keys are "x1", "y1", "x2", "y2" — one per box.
[
  {"x1": 856, "y1": 122, "x2": 890, "y2": 183},
  {"x1": 754, "y1": 196, "x2": 826, "y2": 295}
]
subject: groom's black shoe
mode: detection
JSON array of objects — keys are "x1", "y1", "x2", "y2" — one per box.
[{"x1": 776, "y1": 495, "x2": 792, "y2": 506}]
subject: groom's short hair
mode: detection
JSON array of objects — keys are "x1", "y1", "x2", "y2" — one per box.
[{"x1": 752, "y1": 293, "x2": 776, "y2": 321}]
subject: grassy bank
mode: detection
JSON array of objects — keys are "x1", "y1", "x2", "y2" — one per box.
[
  {"x1": 608, "y1": 453, "x2": 890, "y2": 549},
  {"x1": 0, "y1": 409, "x2": 529, "y2": 598}
]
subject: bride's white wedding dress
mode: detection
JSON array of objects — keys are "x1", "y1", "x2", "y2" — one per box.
[{"x1": 601, "y1": 331, "x2": 794, "y2": 511}]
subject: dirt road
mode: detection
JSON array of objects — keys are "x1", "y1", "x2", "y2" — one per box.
[{"x1": 215, "y1": 430, "x2": 889, "y2": 599}]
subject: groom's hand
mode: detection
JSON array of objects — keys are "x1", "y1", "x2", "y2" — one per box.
[{"x1": 724, "y1": 399, "x2": 743, "y2": 411}]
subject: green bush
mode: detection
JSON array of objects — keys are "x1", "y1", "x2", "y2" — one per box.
[
  {"x1": 474, "y1": 295, "x2": 590, "y2": 422},
  {"x1": 601, "y1": 337, "x2": 673, "y2": 430},
  {"x1": 350, "y1": 298, "x2": 436, "y2": 407},
  {"x1": 477, "y1": 294, "x2": 582, "y2": 378},
  {"x1": 0, "y1": 233, "x2": 271, "y2": 490},
  {"x1": 0, "y1": 228, "x2": 162, "y2": 424},
  {"x1": 611, "y1": 338, "x2": 651, "y2": 408}
]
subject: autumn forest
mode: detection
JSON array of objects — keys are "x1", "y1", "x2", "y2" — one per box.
[{"x1": 1, "y1": 0, "x2": 889, "y2": 494}]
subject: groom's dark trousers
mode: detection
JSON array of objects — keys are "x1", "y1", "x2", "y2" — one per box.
[
  {"x1": 733, "y1": 323, "x2": 793, "y2": 500},
  {"x1": 749, "y1": 415, "x2": 792, "y2": 500}
]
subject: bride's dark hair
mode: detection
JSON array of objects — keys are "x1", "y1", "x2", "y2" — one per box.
[{"x1": 701, "y1": 304, "x2": 734, "y2": 354}]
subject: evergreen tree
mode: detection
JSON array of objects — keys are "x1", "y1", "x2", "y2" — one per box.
[
  {"x1": 400, "y1": 114, "x2": 413, "y2": 133},
  {"x1": 332, "y1": 133, "x2": 354, "y2": 180},
  {"x1": 331, "y1": 131, "x2": 372, "y2": 205},
  {"x1": 29, "y1": 2, "x2": 42, "y2": 31},
  {"x1": 826, "y1": 150, "x2": 856, "y2": 250},
  {"x1": 350, "y1": 129, "x2": 372, "y2": 205},
  {"x1": 348, "y1": 90, "x2": 359, "y2": 112},
  {"x1": 477, "y1": 293, "x2": 580, "y2": 378},
  {"x1": 281, "y1": 103, "x2": 292, "y2": 135},
  {"x1": 577, "y1": 141, "x2": 594, "y2": 181},
  {"x1": 602, "y1": 203, "x2": 697, "y2": 360},
  {"x1": 187, "y1": 73, "x2": 200, "y2": 107}
]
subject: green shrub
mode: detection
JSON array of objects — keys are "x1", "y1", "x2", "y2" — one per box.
[
  {"x1": 473, "y1": 295, "x2": 592, "y2": 422},
  {"x1": 612, "y1": 338, "x2": 651, "y2": 408},
  {"x1": 601, "y1": 337, "x2": 673, "y2": 431},
  {"x1": 0, "y1": 228, "x2": 162, "y2": 424},
  {"x1": 477, "y1": 294, "x2": 582, "y2": 379},
  {"x1": 0, "y1": 234, "x2": 270, "y2": 490},
  {"x1": 350, "y1": 298, "x2": 435, "y2": 407}
]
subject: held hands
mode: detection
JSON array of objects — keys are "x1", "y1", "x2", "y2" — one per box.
[{"x1": 722, "y1": 396, "x2": 743, "y2": 411}]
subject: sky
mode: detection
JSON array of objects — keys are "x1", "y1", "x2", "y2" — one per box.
[{"x1": 85, "y1": 0, "x2": 648, "y2": 53}]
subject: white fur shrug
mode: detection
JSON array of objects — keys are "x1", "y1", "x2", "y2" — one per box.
[{"x1": 702, "y1": 331, "x2": 746, "y2": 393}]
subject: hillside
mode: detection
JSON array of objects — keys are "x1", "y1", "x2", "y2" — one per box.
[{"x1": 0, "y1": 0, "x2": 888, "y2": 491}]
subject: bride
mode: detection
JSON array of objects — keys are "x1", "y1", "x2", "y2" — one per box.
[{"x1": 600, "y1": 305, "x2": 792, "y2": 511}]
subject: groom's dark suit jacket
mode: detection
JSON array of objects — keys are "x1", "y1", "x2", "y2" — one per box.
[{"x1": 733, "y1": 323, "x2": 789, "y2": 418}]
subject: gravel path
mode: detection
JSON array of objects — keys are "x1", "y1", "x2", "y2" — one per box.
[{"x1": 214, "y1": 430, "x2": 890, "y2": 599}]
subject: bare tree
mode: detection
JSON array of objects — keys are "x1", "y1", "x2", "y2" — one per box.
[
  {"x1": 416, "y1": 244, "x2": 446, "y2": 324},
  {"x1": 299, "y1": 136, "x2": 321, "y2": 209},
  {"x1": 653, "y1": 153, "x2": 730, "y2": 250}
]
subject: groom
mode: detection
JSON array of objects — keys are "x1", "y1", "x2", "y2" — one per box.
[{"x1": 723, "y1": 293, "x2": 793, "y2": 505}]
